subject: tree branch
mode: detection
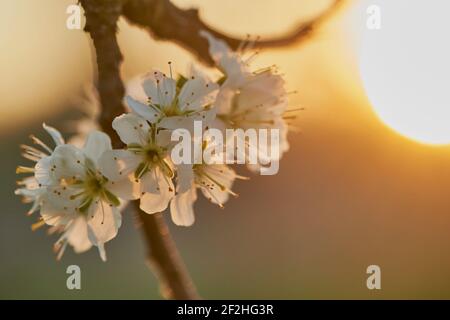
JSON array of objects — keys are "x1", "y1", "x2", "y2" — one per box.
[
  {"x1": 135, "y1": 203, "x2": 199, "y2": 299},
  {"x1": 80, "y1": 0, "x2": 198, "y2": 300},
  {"x1": 81, "y1": 0, "x2": 124, "y2": 148},
  {"x1": 122, "y1": 0, "x2": 345, "y2": 65}
]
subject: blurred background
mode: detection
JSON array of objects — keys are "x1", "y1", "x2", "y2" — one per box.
[{"x1": 2, "y1": 0, "x2": 450, "y2": 299}]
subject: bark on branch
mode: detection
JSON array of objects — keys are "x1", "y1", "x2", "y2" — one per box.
[
  {"x1": 122, "y1": 0, "x2": 345, "y2": 65},
  {"x1": 81, "y1": 0, "x2": 124, "y2": 148},
  {"x1": 135, "y1": 203, "x2": 199, "y2": 299},
  {"x1": 80, "y1": 0, "x2": 198, "y2": 300}
]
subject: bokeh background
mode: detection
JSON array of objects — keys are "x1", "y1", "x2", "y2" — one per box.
[{"x1": 2, "y1": 0, "x2": 450, "y2": 299}]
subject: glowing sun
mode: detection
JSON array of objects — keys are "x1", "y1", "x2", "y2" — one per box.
[{"x1": 358, "y1": 0, "x2": 450, "y2": 145}]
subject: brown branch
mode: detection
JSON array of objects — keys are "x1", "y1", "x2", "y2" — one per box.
[
  {"x1": 122, "y1": 0, "x2": 345, "y2": 65},
  {"x1": 81, "y1": 0, "x2": 124, "y2": 148},
  {"x1": 80, "y1": 0, "x2": 198, "y2": 300},
  {"x1": 135, "y1": 203, "x2": 199, "y2": 299}
]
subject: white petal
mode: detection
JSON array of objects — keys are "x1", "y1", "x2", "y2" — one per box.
[
  {"x1": 67, "y1": 216, "x2": 92, "y2": 253},
  {"x1": 87, "y1": 201, "x2": 122, "y2": 244},
  {"x1": 34, "y1": 156, "x2": 52, "y2": 185},
  {"x1": 178, "y1": 75, "x2": 218, "y2": 111},
  {"x1": 83, "y1": 131, "x2": 112, "y2": 164},
  {"x1": 199, "y1": 164, "x2": 236, "y2": 206},
  {"x1": 43, "y1": 123, "x2": 64, "y2": 146},
  {"x1": 170, "y1": 186, "x2": 197, "y2": 226},
  {"x1": 98, "y1": 150, "x2": 141, "y2": 181},
  {"x1": 199, "y1": 30, "x2": 232, "y2": 64},
  {"x1": 50, "y1": 145, "x2": 86, "y2": 180},
  {"x1": 156, "y1": 127, "x2": 176, "y2": 149},
  {"x1": 126, "y1": 95, "x2": 161, "y2": 123},
  {"x1": 139, "y1": 190, "x2": 172, "y2": 214},
  {"x1": 140, "y1": 169, "x2": 159, "y2": 194},
  {"x1": 200, "y1": 31, "x2": 248, "y2": 86},
  {"x1": 158, "y1": 110, "x2": 213, "y2": 132},
  {"x1": 158, "y1": 116, "x2": 193, "y2": 131},
  {"x1": 142, "y1": 71, "x2": 176, "y2": 107},
  {"x1": 106, "y1": 177, "x2": 140, "y2": 200},
  {"x1": 139, "y1": 168, "x2": 175, "y2": 213},
  {"x1": 236, "y1": 72, "x2": 287, "y2": 114},
  {"x1": 97, "y1": 243, "x2": 107, "y2": 262},
  {"x1": 214, "y1": 88, "x2": 234, "y2": 115},
  {"x1": 40, "y1": 200, "x2": 75, "y2": 227},
  {"x1": 112, "y1": 113, "x2": 150, "y2": 145}
]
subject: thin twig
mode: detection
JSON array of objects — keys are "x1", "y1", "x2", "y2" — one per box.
[
  {"x1": 80, "y1": 0, "x2": 199, "y2": 300},
  {"x1": 122, "y1": 0, "x2": 345, "y2": 65}
]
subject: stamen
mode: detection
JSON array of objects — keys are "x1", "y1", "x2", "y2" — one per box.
[
  {"x1": 237, "y1": 34, "x2": 251, "y2": 52},
  {"x1": 202, "y1": 171, "x2": 227, "y2": 192},
  {"x1": 285, "y1": 107, "x2": 304, "y2": 113},
  {"x1": 20, "y1": 144, "x2": 47, "y2": 161},
  {"x1": 100, "y1": 201, "x2": 105, "y2": 225},
  {"x1": 168, "y1": 61, "x2": 173, "y2": 79},
  {"x1": 201, "y1": 186, "x2": 224, "y2": 208},
  {"x1": 16, "y1": 166, "x2": 34, "y2": 174},
  {"x1": 244, "y1": 51, "x2": 259, "y2": 65},
  {"x1": 29, "y1": 135, "x2": 53, "y2": 154},
  {"x1": 69, "y1": 191, "x2": 85, "y2": 200},
  {"x1": 31, "y1": 219, "x2": 46, "y2": 231},
  {"x1": 55, "y1": 240, "x2": 68, "y2": 261}
]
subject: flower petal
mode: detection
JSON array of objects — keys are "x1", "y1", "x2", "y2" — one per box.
[
  {"x1": 139, "y1": 168, "x2": 175, "y2": 213},
  {"x1": 83, "y1": 131, "x2": 112, "y2": 164},
  {"x1": 178, "y1": 74, "x2": 218, "y2": 111},
  {"x1": 98, "y1": 150, "x2": 141, "y2": 182},
  {"x1": 87, "y1": 201, "x2": 122, "y2": 245},
  {"x1": 112, "y1": 113, "x2": 150, "y2": 145},
  {"x1": 126, "y1": 95, "x2": 161, "y2": 123},
  {"x1": 170, "y1": 186, "x2": 197, "y2": 227},
  {"x1": 50, "y1": 144, "x2": 86, "y2": 180},
  {"x1": 142, "y1": 71, "x2": 176, "y2": 107},
  {"x1": 199, "y1": 164, "x2": 236, "y2": 206},
  {"x1": 43, "y1": 123, "x2": 64, "y2": 146},
  {"x1": 40, "y1": 200, "x2": 76, "y2": 227},
  {"x1": 139, "y1": 189, "x2": 172, "y2": 214},
  {"x1": 200, "y1": 31, "x2": 248, "y2": 86},
  {"x1": 106, "y1": 177, "x2": 140, "y2": 200},
  {"x1": 199, "y1": 30, "x2": 232, "y2": 64},
  {"x1": 155, "y1": 127, "x2": 176, "y2": 149},
  {"x1": 158, "y1": 110, "x2": 214, "y2": 132},
  {"x1": 67, "y1": 216, "x2": 92, "y2": 253},
  {"x1": 34, "y1": 156, "x2": 52, "y2": 185}
]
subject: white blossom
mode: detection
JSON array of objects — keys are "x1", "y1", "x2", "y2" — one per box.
[
  {"x1": 99, "y1": 114, "x2": 176, "y2": 215},
  {"x1": 16, "y1": 126, "x2": 135, "y2": 261},
  {"x1": 170, "y1": 137, "x2": 246, "y2": 226},
  {"x1": 201, "y1": 31, "x2": 291, "y2": 169},
  {"x1": 125, "y1": 69, "x2": 219, "y2": 132}
]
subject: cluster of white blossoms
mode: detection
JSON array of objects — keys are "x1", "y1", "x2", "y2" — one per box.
[{"x1": 15, "y1": 33, "x2": 294, "y2": 261}]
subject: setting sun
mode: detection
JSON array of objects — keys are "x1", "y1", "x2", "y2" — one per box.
[{"x1": 358, "y1": 0, "x2": 450, "y2": 145}]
